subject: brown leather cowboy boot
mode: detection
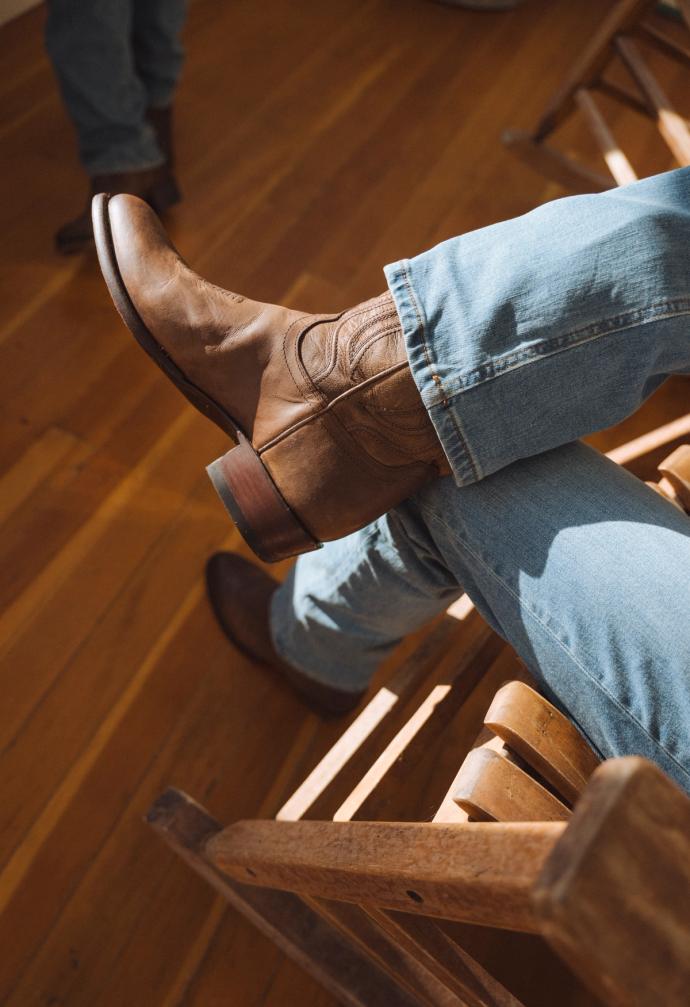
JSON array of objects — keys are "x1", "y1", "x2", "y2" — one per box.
[
  {"x1": 205, "y1": 552, "x2": 365, "y2": 715},
  {"x1": 92, "y1": 193, "x2": 449, "y2": 562}
]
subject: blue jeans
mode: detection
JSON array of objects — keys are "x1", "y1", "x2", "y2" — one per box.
[
  {"x1": 271, "y1": 168, "x2": 690, "y2": 795},
  {"x1": 45, "y1": 0, "x2": 186, "y2": 175}
]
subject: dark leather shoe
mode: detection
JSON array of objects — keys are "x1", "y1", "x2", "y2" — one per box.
[
  {"x1": 92, "y1": 193, "x2": 449, "y2": 561},
  {"x1": 56, "y1": 165, "x2": 181, "y2": 255},
  {"x1": 206, "y1": 552, "x2": 365, "y2": 716}
]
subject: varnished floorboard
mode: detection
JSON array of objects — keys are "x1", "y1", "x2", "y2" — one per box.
[{"x1": 0, "y1": 1, "x2": 688, "y2": 1004}]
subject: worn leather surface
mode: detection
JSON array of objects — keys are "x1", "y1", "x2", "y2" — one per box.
[{"x1": 109, "y1": 194, "x2": 449, "y2": 541}]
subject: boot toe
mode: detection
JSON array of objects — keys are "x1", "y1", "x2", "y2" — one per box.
[{"x1": 107, "y1": 192, "x2": 178, "y2": 282}]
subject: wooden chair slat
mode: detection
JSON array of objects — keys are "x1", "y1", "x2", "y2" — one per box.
[
  {"x1": 333, "y1": 629, "x2": 503, "y2": 824},
  {"x1": 501, "y1": 129, "x2": 614, "y2": 194},
  {"x1": 635, "y1": 21, "x2": 690, "y2": 67},
  {"x1": 279, "y1": 608, "x2": 493, "y2": 824},
  {"x1": 593, "y1": 77, "x2": 653, "y2": 118},
  {"x1": 367, "y1": 909, "x2": 526, "y2": 1007},
  {"x1": 484, "y1": 682, "x2": 601, "y2": 806},
  {"x1": 658, "y1": 443, "x2": 690, "y2": 510},
  {"x1": 309, "y1": 897, "x2": 463, "y2": 1007},
  {"x1": 453, "y1": 747, "x2": 571, "y2": 824}
]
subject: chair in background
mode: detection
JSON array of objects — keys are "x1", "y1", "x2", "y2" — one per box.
[{"x1": 503, "y1": 0, "x2": 690, "y2": 191}]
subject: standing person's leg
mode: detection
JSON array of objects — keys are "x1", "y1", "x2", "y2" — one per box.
[
  {"x1": 45, "y1": 0, "x2": 181, "y2": 253},
  {"x1": 131, "y1": 0, "x2": 187, "y2": 166},
  {"x1": 131, "y1": 0, "x2": 186, "y2": 112},
  {"x1": 270, "y1": 441, "x2": 690, "y2": 795}
]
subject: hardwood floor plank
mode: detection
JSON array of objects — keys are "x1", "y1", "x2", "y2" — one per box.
[
  {"x1": 0, "y1": 426, "x2": 80, "y2": 526},
  {"x1": 0, "y1": 477, "x2": 230, "y2": 863},
  {"x1": 0, "y1": 409, "x2": 192, "y2": 654},
  {"x1": 1, "y1": 603, "x2": 324, "y2": 1005}
]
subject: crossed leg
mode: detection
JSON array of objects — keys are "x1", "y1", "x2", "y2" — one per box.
[{"x1": 271, "y1": 441, "x2": 690, "y2": 795}]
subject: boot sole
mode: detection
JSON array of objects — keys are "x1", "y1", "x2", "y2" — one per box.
[{"x1": 92, "y1": 192, "x2": 320, "y2": 563}]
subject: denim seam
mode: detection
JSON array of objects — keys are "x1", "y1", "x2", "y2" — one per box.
[
  {"x1": 398, "y1": 263, "x2": 480, "y2": 482},
  {"x1": 425, "y1": 509, "x2": 690, "y2": 785},
  {"x1": 440, "y1": 299, "x2": 690, "y2": 397}
]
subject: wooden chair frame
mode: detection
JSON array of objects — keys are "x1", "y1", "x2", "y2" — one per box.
[
  {"x1": 147, "y1": 436, "x2": 690, "y2": 1007},
  {"x1": 503, "y1": 0, "x2": 690, "y2": 191}
]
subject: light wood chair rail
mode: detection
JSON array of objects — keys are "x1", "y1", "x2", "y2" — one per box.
[
  {"x1": 503, "y1": 0, "x2": 690, "y2": 191},
  {"x1": 148, "y1": 443, "x2": 690, "y2": 1007}
]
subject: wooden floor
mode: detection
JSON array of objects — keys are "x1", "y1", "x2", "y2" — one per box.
[{"x1": 1, "y1": 1, "x2": 688, "y2": 1004}]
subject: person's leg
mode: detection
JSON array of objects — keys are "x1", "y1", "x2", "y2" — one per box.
[
  {"x1": 45, "y1": 0, "x2": 182, "y2": 254},
  {"x1": 272, "y1": 441, "x2": 690, "y2": 795},
  {"x1": 131, "y1": 0, "x2": 186, "y2": 114},
  {"x1": 94, "y1": 168, "x2": 690, "y2": 553},
  {"x1": 385, "y1": 166, "x2": 690, "y2": 487},
  {"x1": 45, "y1": 0, "x2": 163, "y2": 176}
]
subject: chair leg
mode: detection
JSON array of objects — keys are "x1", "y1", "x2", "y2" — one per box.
[
  {"x1": 534, "y1": 0, "x2": 656, "y2": 140},
  {"x1": 615, "y1": 36, "x2": 690, "y2": 164},
  {"x1": 573, "y1": 89, "x2": 638, "y2": 185}
]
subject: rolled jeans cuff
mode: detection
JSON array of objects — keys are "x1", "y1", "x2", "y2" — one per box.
[
  {"x1": 386, "y1": 168, "x2": 690, "y2": 489},
  {"x1": 384, "y1": 259, "x2": 478, "y2": 486}
]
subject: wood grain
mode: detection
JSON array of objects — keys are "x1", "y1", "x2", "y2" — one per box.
[
  {"x1": 484, "y1": 683, "x2": 601, "y2": 806},
  {"x1": 207, "y1": 818, "x2": 565, "y2": 932},
  {"x1": 452, "y1": 746, "x2": 572, "y2": 824},
  {"x1": 534, "y1": 757, "x2": 690, "y2": 1007}
]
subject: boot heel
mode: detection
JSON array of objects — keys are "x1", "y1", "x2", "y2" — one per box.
[{"x1": 206, "y1": 432, "x2": 320, "y2": 563}]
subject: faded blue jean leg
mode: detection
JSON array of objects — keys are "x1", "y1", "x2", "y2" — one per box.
[
  {"x1": 271, "y1": 512, "x2": 465, "y2": 697},
  {"x1": 45, "y1": 0, "x2": 185, "y2": 174},
  {"x1": 273, "y1": 168, "x2": 690, "y2": 791},
  {"x1": 132, "y1": 0, "x2": 186, "y2": 109},
  {"x1": 271, "y1": 442, "x2": 690, "y2": 795},
  {"x1": 385, "y1": 168, "x2": 690, "y2": 486}
]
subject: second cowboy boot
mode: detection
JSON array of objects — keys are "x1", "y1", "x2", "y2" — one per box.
[
  {"x1": 206, "y1": 552, "x2": 366, "y2": 715},
  {"x1": 92, "y1": 193, "x2": 449, "y2": 562}
]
